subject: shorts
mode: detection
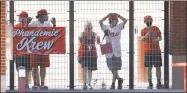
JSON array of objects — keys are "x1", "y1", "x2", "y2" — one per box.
[
  {"x1": 14, "y1": 55, "x2": 32, "y2": 71},
  {"x1": 106, "y1": 55, "x2": 122, "y2": 70},
  {"x1": 144, "y1": 54, "x2": 162, "y2": 67},
  {"x1": 30, "y1": 55, "x2": 50, "y2": 67},
  {"x1": 78, "y1": 57, "x2": 97, "y2": 71}
]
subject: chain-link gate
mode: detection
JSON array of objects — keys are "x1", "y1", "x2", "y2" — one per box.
[
  {"x1": 74, "y1": 1, "x2": 129, "y2": 89},
  {"x1": 5, "y1": 0, "x2": 171, "y2": 91},
  {"x1": 6, "y1": 1, "x2": 70, "y2": 90}
]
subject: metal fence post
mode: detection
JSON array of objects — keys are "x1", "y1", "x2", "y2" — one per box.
[
  {"x1": 9, "y1": 1, "x2": 15, "y2": 90},
  {"x1": 129, "y1": 1, "x2": 134, "y2": 89},
  {"x1": 164, "y1": 1, "x2": 169, "y2": 89},
  {"x1": 69, "y1": 1, "x2": 75, "y2": 90}
]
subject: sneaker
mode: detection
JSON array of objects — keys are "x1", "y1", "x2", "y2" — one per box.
[
  {"x1": 83, "y1": 84, "x2": 88, "y2": 90},
  {"x1": 32, "y1": 85, "x2": 40, "y2": 90},
  {"x1": 88, "y1": 84, "x2": 93, "y2": 90},
  {"x1": 118, "y1": 78, "x2": 123, "y2": 89},
  {"x1": 40, "y1": 85, "x2": 48, "y2": 90},
  {"x1": 147, "y1": 84, "x2": 153, "y2": 89},
  {"x1": 110, "y1": 84, "x2": 115, "y2": 89},
  {"x1": 156, "y1": 83, "x2": 164, "y2": 89},
  {"x1": 25, "y1": 84, "x2": 30, "y2": 90}
]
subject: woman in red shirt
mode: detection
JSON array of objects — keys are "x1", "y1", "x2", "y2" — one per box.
[{"x1": 78, "y1": 21, "x2": 100, "y2": 89}]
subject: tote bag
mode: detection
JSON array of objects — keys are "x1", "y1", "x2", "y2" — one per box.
[{"x1": 100, "y1": 34, "x2": 113, "y2": 55}]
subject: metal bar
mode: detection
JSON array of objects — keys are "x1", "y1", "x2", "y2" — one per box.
[
  {"x1": 6, "y1": 0, "x2": 130, "y2": 1},
  {"x1": 164, "y1": 1, "x2": 169, "y2": 89},
  {"x1": 9, "y1": 1, "x2": 15, "y2": 90},
  {"x1": 186, "y1": 2, "x2": 187, "y2": 56},
  {"x1": 0, "y1": 3, "x2": 1, "y2": 91},
  {"x1": 129, "y1": 1, "x2": 134, "y2": 89},
  {"x1": 69, "y1": 1, "x2": 74, "y2": 89}
]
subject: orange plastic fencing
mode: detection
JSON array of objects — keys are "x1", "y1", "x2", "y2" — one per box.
[{"x1": 137, "y1": 36, "x2": 148, "y2": 83}]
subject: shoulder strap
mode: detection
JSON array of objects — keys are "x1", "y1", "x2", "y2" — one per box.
[{"x1": 101, "y1": 34, "x2": 106, "y2": 44}]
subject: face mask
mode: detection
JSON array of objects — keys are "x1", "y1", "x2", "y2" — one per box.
[
  {"x1": 19, "y1": 17, "x2": 27, "y2": 23},
  {"x1": 110, "y1": 20, "x2": 118, "y2": 27},
  {"x1": 45, "y1": 15, "x2": 49, "y2": 21},
  {"x1": 146, "y1": 22, "x2": 152, "y2": 27},
  {"x1": 84, "y1": 25, "x2": 92, "y2": 33}
]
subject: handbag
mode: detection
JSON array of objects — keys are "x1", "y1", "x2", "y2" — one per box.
[{"x1": 100, "y1": 33, "x2": 113, "y2": 55}]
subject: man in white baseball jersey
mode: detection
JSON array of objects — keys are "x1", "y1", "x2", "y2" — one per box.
[
  {"x1": 99, "y1": 13, "x2": 127, "y2": 89},
  {"x1": 28, "y1": 9, "x2": 56, "y2": 90}
]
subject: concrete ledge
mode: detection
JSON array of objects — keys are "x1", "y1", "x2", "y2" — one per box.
[
  {"x1": 172, "y1": 56, "x2": 186, "y2": 62},
  {"x1": 1, "y1": 75, "x2": 6, "y2": 92},
  {"x1": 6, "y1": 89, "x2": 184, "y2": 93},
  {"x1": 172, "y1": 55, "x2": 186, "y2": 89}
]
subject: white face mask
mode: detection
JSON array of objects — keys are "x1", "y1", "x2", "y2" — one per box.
[
  {"x1": 19, "y1": 17, "x2": 27, "y2": 24},
  {"x1": 110, "y1": 20, "x2": 118, "y2": 27}
]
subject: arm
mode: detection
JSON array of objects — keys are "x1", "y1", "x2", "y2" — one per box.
[
  {"x1": 156, "y1": 36, "x2": 162, "y2": 41},
  {"x1": 25, "y1": 17, "x2": 32, "y2": 27},
  {"x1": 51, "y1": 17, "x2": 56, "y2": 27},
  {"x1": 99, "y1": 13, "x2": 111, "y2": 30},
  {"x1": 141, "y1": 27, "x2": 153, "y2": 41},
  {"x1": 153, "y1": 28, "x2": 162, "y2": 42},
  {"x1": 116, "y1": 13, "x2": 127, "y2": 27},
  {"x1": 141, "y1": 31, "x2": 151, "y2": 41},
  {"x1": 79, "y1": 32, "x2": 84, "y2": 44},
  {"x1": 94, "y1": 32, "x2": 100, "y2": 44}
]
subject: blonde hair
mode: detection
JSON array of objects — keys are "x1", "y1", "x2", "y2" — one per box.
[{"x1": 84, "y1": 21, "x2": 92, "y2": 29}]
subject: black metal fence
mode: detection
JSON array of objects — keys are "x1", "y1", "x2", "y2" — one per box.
[{"x1": 5, "y1": 0, "x2": 171, "y2": 90}]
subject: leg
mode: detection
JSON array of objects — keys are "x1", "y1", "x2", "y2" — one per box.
[
  {"x1": 154, "y1": 54, "x2": 164, "y2": 89},
  {"x1": 25, "y1": 70, "x2": 30, "y2": 88},
  {"x1": 156, "y1": 67, "x2": 164, "y2": 89},
  {"x1": 83, "y1": 67, "x2": 88, "y2": 84},
  {"x1": 113, "y1": 56, "x2": 123, "y2": 89},
  {"x1": 32, "y1": 67, "x2": 39, "y2": 86},
  {"x1": 82, "y1": 67, "x2": 88, "y2": 89},
  {"x1": 109, "y1": 69, "x2": 116, "y2": 89},
  {"x1": 28, "y1": 71, "x2": 32, "y2": 84},
  {"x1": 144, "y1": 54, "x2": 153, "y2": 89},
  {"x1": 87, "y1": 70, "x2": 93, "y2": 89},
  {"x1": 147, "y1": 67, "x2": 153, "y2": 87},
  {"x1": 40, "y1": 66, "x2": 48, "y2": 89},
  {"x1": 32, "y1": 67, "x2": 40, "y2": 90},
  {"x1": 156, "y1": 67, "x2": 161, "y2": 84},
  {"x1": 40, "y1": 66, "x2": 46, "y2": 86},
  {"x1": 107, "y1": 56, "x2": 122, "y2": 89},
  {"x1": 87, "y1": 70, "x2": 92, "y2": 85},
  {"x1": 40, "y1": 55, "x2": 50, "y2": 89},
  {"x1": 111, "y1": 69, "x2": 119, "y2": 83},
  {"x1": 111, "y1": 69, "x2": 123, "y2": 89},
  {"x1": 109, "y1": 68, "x2": 121, "y2": 89}
]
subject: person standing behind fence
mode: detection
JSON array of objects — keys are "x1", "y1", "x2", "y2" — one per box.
[
  {"x1": 14, "y1": 11, "x2": 32, "y2": 89},
  {"x1": 99, "y1": 13, "x2": 127, "y2": 89},
  {"x1": 140, "y1": 15, "x2": 164, "y2": 89},
  {"x1": 28, "y1": 9, "x2": 56, "y2": 90},
  {"x1": 78, "y1": 21, "x2": 100, "y2": 90}
]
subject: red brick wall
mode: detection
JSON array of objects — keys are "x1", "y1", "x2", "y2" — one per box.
[
  {"x1": 0, "y1": 0, "x2": 6, "y2": 76},
  {"x1": 169, "y1": 1, "x2": 187, "y2": 56}
]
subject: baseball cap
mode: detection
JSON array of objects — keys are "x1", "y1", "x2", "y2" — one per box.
[
  {"x1": 144, "y1": 15, "x2": 153, "y2": 22},
  {"x1": 17, "y1": 11, "x2": 28, "y2": 18},
  {"x1": 36, "y1": 9, "x2": 49, "y2": 18}
]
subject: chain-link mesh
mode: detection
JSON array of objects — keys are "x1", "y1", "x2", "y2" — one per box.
[
  {"x1": 6, "y1": 1, "x2": 69, "y2": 89},
  {"x1": 5, "y1": 0, "x2": 172, "y2": 91},
  {"x1": 74, "y1": 1, "x2": 129, "y2": 89}
]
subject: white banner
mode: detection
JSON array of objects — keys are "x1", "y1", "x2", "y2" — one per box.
[{"x1": 6, "y1": 24, "x2": 13, "y2": 60}]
